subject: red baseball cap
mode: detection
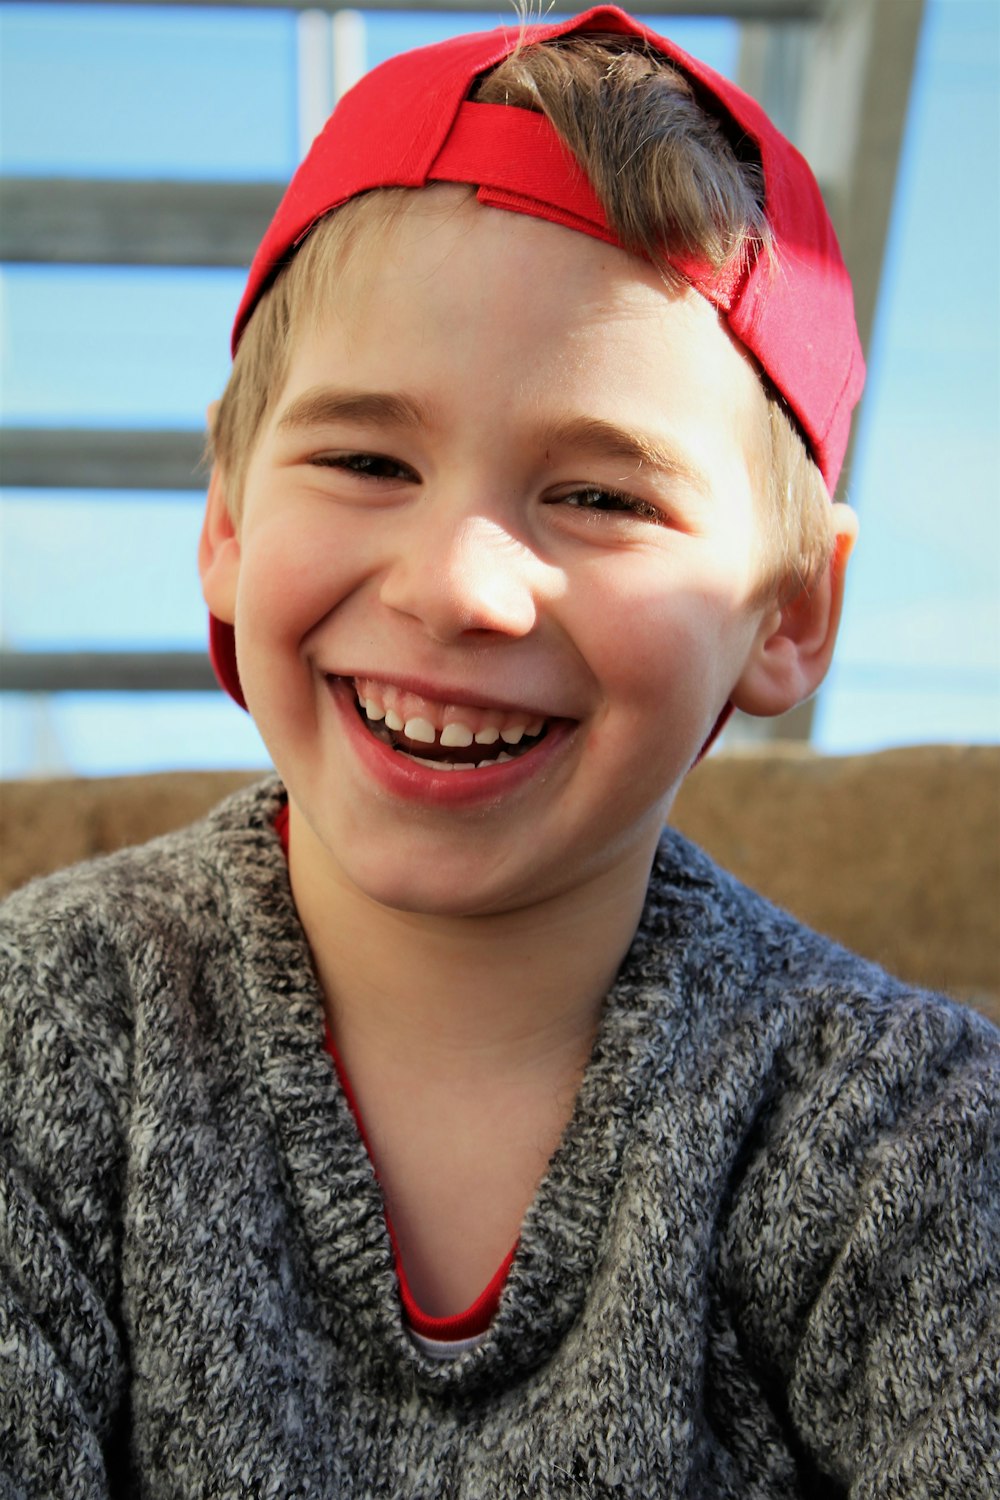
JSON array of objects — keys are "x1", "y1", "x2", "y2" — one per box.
[{"x1": 210, "y1": 4, "x2": 864, "y2": 710}]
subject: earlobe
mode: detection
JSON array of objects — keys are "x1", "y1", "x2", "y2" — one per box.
[
  {"x1": 198, "y1": 466, "x2": 242, "y2": 626},
  {"x1": 731, "y1": 504, "x2": 858, "y2": 718}
]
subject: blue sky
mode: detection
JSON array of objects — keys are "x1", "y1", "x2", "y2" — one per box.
[
  {"x1": 815, "y1": 0, "x2": 1000, "y2": 748},
  {"x1": 0, "y1": 2, "x2": 997, "y2": 774}
]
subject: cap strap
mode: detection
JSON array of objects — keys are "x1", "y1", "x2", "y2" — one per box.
[{"x1": 430, "y1": 102, "x2": 611, "y2": 238}]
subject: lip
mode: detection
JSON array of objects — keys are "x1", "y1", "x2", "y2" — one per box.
[{"x1": 327, "y1": 676, "x2": 577, "y2": 808}]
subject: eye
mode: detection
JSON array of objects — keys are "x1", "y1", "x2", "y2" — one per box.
[
  {"x1": 552, "y1": 486, "x2": 664, "y2": 523},
  {"x1": 310, "y1": 451, "x2": 419, "y2": 483}
]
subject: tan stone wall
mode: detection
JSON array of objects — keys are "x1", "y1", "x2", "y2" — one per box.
[{"x1": 2, "y1": 746, "x2": 997, "y2": 1024}]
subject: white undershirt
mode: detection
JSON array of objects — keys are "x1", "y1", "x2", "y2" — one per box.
[{"x1": 408, "y1": 1327, "x2": 490, "y2": 1361}]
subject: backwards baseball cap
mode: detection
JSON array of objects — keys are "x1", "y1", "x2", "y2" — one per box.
[{"x1": 209, "y1": 4, "x2": 864, "y2": 710}]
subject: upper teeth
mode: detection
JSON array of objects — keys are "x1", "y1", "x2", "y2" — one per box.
[
  {"x1": 401, "y1": 713, "x2": 530, "y2": 746},
  {"x1": 403, "y1": 717, "x2": 436, "y2": 744},
  {"x1": 356, "y1": 684, "x2": 545, "y2": 750},
  {"x1": 440, "y1": 723, "x2": 474, "y2": 748}
]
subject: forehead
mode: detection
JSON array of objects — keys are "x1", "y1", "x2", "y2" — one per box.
[{"x1": 279, "y1": 187, "x2": 767, "y2": 482}]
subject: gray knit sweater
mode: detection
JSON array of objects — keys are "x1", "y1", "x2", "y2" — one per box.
[{"x1": 1, "y1": 780, "x2": 997, "y2": 1498}]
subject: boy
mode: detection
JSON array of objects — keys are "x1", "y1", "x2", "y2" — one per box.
[{"x1": 2, "y1": 7, "x2": 996, "y2": 1496}]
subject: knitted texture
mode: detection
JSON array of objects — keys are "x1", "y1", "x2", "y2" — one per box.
[{"x1": 1, "y1": 779, "x2": 997, "y2": 1497}]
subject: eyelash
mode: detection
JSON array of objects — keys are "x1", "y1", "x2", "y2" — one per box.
[
  {"x1": 553, "y1": 487, "x2": 664, "y2": 524},
  {"x1": 310, "y1": 452, "x2": 418, "y2": 482}
]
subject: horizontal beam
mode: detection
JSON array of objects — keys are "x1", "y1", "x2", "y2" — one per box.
[
  {"x1": 2, "y1": 429, "x2": 207, "y2": 490},
  {"x1": 0, "y1": 178, "x2": 282, "y2": 267},
  {"x1": 2, "y1": 160, "x2": 835, "y2": 268},
  {"x1": 21, "y1": 0, "x2": 835, "y2": 18},
  {"x1": 1, "y1": 652, "x2": 218, "y2": 694}
]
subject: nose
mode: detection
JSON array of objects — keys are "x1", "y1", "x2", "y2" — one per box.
[{"x1": 379, "y1": 513, "x2": 541, "y2": 642}]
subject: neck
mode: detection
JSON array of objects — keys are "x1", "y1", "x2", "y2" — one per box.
[{"x1": 286, "y1": 802, "x2": 656, "y2": 1084}]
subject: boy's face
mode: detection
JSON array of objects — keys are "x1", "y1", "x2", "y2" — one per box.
[{"x1": 204, "y1": 189, "x2": 788, "y2": 918}]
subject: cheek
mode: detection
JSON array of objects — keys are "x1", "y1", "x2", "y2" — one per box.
[
  {"x1": 580, "y1": 576, "x2": 728, "y2": 696},
  {"x1": 236, "y1": 516, "x2": 342, "y2": 634},
  {"x1": 230, "y1": 529, "x2": 325, "y2": 717},
  {"x1": 575, "y1": 572, "x2": 757, "y2": 757}
]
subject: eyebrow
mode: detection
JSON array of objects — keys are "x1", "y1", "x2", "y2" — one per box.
[
  {"x1": 276, "y1": 391, "x2": 710, "y2": 496},
  {"x1": 276, "y1": 387, "x2": 431, "y2": 433},
  {"x1": 540, "y1": 415, "x2": 710, "y2": 498}
]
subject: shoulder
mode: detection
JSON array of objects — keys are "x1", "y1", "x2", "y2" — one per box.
[
  {"x1": 643, "y1": 833, "x2": 998, "y2": 1481},
  {"x1": 1, "y1": 774, "x2": 286, "y2": 946},
  {"x1": 0, "y1": 775, "x2": 289, "y2": 1119},
  {"x1": 650, "y1": 823, "x2": 997, "y2": 1040},
  {"x1": 640, "y1": 825, "x2": 998, "y2": 1214},
  {"x1": 0, "y1": 777, "x2": 292, "y2": 1277}
]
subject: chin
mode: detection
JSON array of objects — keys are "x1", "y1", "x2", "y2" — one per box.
[
  {"x1": 337, "y1": 835, "x2": 559, "y2": 918},
  {"x1": 353, "y1": 869, "x2": 510, "y2": 919}
]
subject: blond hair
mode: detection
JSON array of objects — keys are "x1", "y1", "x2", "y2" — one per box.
[{"x1": 212, "y1": 32, "x2": 833, "y2": 601}]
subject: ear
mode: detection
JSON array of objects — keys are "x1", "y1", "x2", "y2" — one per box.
[
  {"x1": 731, "y1": 503, "x2": 858, "y2": 718},
  {"x1": 198, "y1": 465, "x2": 242, "y2": 626}
]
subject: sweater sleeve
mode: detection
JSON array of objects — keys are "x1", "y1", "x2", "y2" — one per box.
[
  {"x1": 0, "y1": 883, "x2": 132, "y2": 1498},
  {"x1": 718, "y1": 989, "x2": 999, "y2": 1498}
]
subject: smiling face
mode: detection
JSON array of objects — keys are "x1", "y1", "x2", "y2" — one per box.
[{"x1": 202, "y1": 188, "x2": 790, "y2": 919}]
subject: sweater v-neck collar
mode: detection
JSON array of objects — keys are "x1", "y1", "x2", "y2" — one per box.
[{"x1": 209, "y1": 779, "x2": 718, "y2": 1394}]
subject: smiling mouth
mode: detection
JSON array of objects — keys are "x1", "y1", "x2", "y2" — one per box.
[{"x1": 347, "y1": 677, "x2": 551, "y2": 771}]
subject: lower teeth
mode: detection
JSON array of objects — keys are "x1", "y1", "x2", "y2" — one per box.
[{"x1": 406, "y1": 751, "x2": 513, "y2": 771}]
